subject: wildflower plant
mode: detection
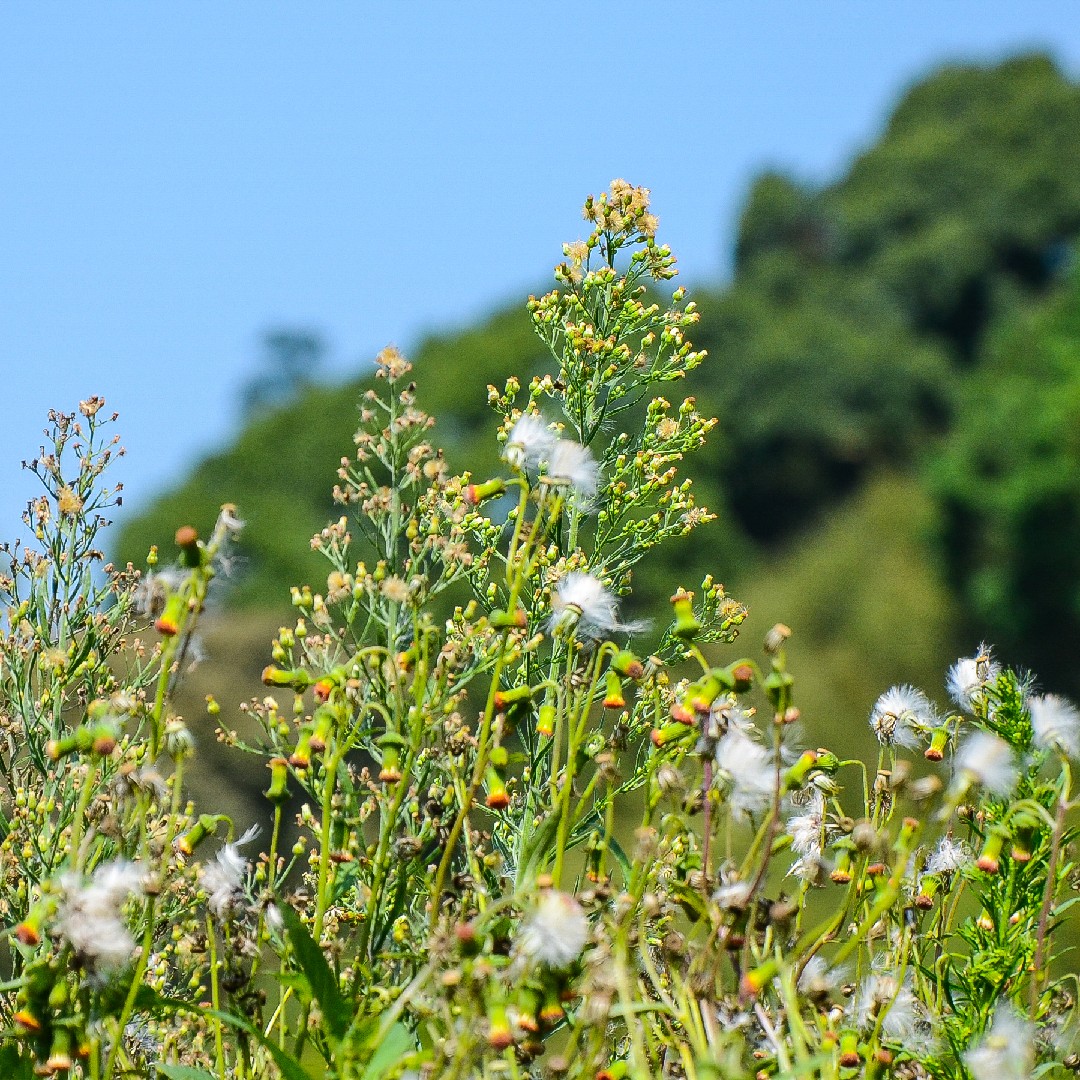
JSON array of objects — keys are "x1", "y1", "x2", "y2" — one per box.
[{"x1": 4, "y1": 184, "x2": 1080, "y2": 1079}]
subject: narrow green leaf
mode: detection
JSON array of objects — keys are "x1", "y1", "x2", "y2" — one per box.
[
  {"x1": 360, "y1": 1022, "x2": 414, "y2": 1080},
  {"x1": 157, "y1": 1067, "x2": 217, "y2": 1080},
  {"x1": 605, "y1": 835, "x2": 633, "y2": 879},
  {"x1": 277, "y1": 900, "x2": 353, "y2": 1044}
]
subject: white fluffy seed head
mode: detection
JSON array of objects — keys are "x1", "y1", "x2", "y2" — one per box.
[
  {"x1": 516, "y1": 891, "x2": 590, "y2": 969},
  {"x1": 946, "y1": 644, "x2": 1001, "y2": 712},
  {"x1": 1028, "y1": 693, "x2": 1080, "y2": 759},
  {"x1": 549, "y1": 572, "x2": 642, "y2": 641},
  {"x1": 55, "y1": 860, "x2": 144, "y2": 974},
  {"x1": 925, "y1": 835, "x2": 971, "y2": 876},
  {"x1": 965, "y1": 1004, "x2": 1035, "y2": 1080},
  {"x1": 714, "y1": 728, "x2": 775, "y2": 818},
  {"x1": 544, "y1": 439, "x2": 600, "y2": 500},
  {"x1": 503, "y1": 414, "x2": 556, "y2": 471},
  {"x1": 787, "y1": 789, "x2": 828, "y2": 857},
  {"x1": 201, "y1": 824, "x2": 259, "y2": 920},
  {"x1": 870, "y1": 685, "x2": 935, "y2": 749},
  {"x1": 955, "y1": 731, "x2": 1017, "y2": 796}
]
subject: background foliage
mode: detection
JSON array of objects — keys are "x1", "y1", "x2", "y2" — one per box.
[{"x1": 113, "y1": 54, "x2": 1080, "y2": 813}]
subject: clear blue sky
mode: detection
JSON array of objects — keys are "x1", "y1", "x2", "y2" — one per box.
[{"x1": 3, "y1": 2, "x2": 1080, "y2": 544}]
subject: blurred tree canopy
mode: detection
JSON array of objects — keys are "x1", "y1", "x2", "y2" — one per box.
[
  {"x1": 691, "y1": 52, "x2": 1080, "y2": 541},
  {"x1": 240, "y1": 329, "x2": 326, "y2": 417},
  {"x1": 931, "y1": 265, "x2": 1080, "y2": 686},
  {"x1": 116, "y1": 53, "x2": 1080, "y2": 695}
]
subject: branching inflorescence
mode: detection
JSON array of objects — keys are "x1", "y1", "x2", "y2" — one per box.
[{"x1": 3, "y1": 185, "x2": 1080, "y2": 1079}]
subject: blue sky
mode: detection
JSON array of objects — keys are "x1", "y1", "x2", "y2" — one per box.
[{"x1": 3, "y1": 2, "x2": 1080, "y2": 544}]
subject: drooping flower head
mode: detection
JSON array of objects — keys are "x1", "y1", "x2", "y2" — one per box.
[
  {"x1": 1028, "y1": 693, "x2": 1080, "y2": 759},
  {"x1": 947, "y1": 644, "x2": 1001, "y2": 713},
  {"x1": 516, "y1": 890, "x2": 590, "y2": 969},
  {"x1": 55, "y1": 860, "x2": 144, "y2": 974},
  {"x1": 549, "y1": 572, "x2": 641, "y2": 641},
  {"x1": 870, "y1": 685, "x2": 936, "y2": 749}
]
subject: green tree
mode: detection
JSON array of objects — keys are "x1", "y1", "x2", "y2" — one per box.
[{"x1": 931, "y1": 263, "x2": 1080, "y2": 691}]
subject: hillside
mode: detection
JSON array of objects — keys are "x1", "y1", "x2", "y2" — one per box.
[{"x1": 117, "y1": 53, "x2": 1080, "y2": 727}]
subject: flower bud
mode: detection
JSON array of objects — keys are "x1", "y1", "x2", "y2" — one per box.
[
  {"x1": 264, "y1": 757, "x2": 291, "y2": 804},
  {"x1": 838, "y1": 1031, "x2": 862, "y2": 1069},
  {"x1": 13, "y1": 1008, "x2": 43, "y2": 1034},
  {"x1": 484, "y1": 765, "x2": 510, "y2": 811},
  {"x1": 783, "y1": 750, "x2": 818, "y2": 792},
  {"x1": 669, "y1": 590, "x2": 700, "y2": 640},
  {"x1": 486, "y1": 1000, "x2": 514, "y2": 1050},
  {"x1": 46, "y1": 1029, "x2": 74, "y2": 1074},
  {"x1": 603, "y1": 670, "x2": 626, "y2": 710},
  {"x1": 596, "y1": 1063, "x2": 629, "y2": 1080},
  {"x1": 261, "y1": 666, "x2": 314, "y2": 691},
  {"x1": 164, "y1": 719, "x2": 193, "y2": 760},
  {"x1": 175, "y1": 524, "x2": 202, "y2": 568},
  {"x1": 830, "y1": 842, "x2": 855, "y2": 885},
  {"x1": 915, "y1": 873, "x2": 940, "y2": 909},
  {"x1": 466, "y1": 478, "x2": 507, "y2": 506},
  {"x1": 516, "y1": 985, "x2": 542, "y2": 1033},
  {"x1": 377, "y1": 731, "x2": 408, "y2": 784},
  {"x1": 925, "y1": 727, "x2": 950, "y2": 761},
  {"x1": 651, "y1": 721, "x2": 695, "y2": 748},
  {"x1": 740, "y1": 958, "x2": 778, "y2": 998},
  {"x1": 763, "y1": 623, "x2": 791, "y2": 655},
  {"x1": 289, "y1": 725, "x2": 314, "y2": 769},
  {"x1": 177, "y1": 813, "x2": 222, "y2": 855},
  {"x1": 490, "y1": 608, "x2": 528, "y2": 630},
  {"x1": 612, "y1": 650, "x2": 644, "y2": 680},
  {"x1": 976, "y1": 827, "x2": 1007, "y2": 873},
  {"x1": 154, "y1": 591, "x2": 187, "y2": 636},
  {"x1": 309, "y1": 706, "x2": 336, "y2": 754},
  {"x1": 536, "y1": 704, "x2": 556, "y2": 739},
  {"x1": 539, "y1": 984, "x2": 566, "y2": 1027}
]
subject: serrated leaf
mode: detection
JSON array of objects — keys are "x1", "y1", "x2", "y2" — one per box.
[{"x1": 277, "y1": 900, "x2": 352, "y2": 1045}]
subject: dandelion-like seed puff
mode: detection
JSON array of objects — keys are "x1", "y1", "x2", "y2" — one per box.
[
  {"x1": 869, "y1": 685, "x2": 935, "y2": 749},
  {"x1": 549, "y1": 572, "x2": 642, "y2": 641},
  {"x1": 515, "y1": 891, "x2": 590, "y2": 970},
  {"x1": 954, "y1": 730, "x2": 1017, "y2": 797},
  {"x1": 1028, "y1": 692, "x2": 1080, "y2": 759},
  {"x1": 55, "y1": 860, "x2": 144, "y2": 974},
  {"x1": 201, "y1": 824, "x2": 260, "y2": 920},
  {"x1": 946, "y1": 644, "x2": 1001, "y2": 712},
  {"x1": 503, "y1": 414, "x2": 556, "y2": 471}
]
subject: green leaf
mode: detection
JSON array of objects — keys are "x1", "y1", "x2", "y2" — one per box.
[
  {"x1": 605, "y1": 835, "x2": 633, "y2": 879},
  {"x1": 277, "y1": 900, "x2": 353, "y2": 1045},
  {"x1": 137, "y1": 986, "x2": 315, "y2": 1080},
  {"x1": 158, "y1": 1067, "x2": 217, "y2": 1080},
  {"x1": 0, "y1": 1044, "x2": 35, "y2": 1080},
  {"x1": 359, "y1": 1022, "x2": 414, "y2": 1080}
]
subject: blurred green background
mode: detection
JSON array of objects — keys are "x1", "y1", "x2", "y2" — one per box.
[{"x1": 113, "y1": 55, "x2": 1080, "y2": 816}]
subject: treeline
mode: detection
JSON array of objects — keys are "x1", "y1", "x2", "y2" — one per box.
[{"x1": 117, "y1": 53, "x2": 1080, "y2": 693}]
